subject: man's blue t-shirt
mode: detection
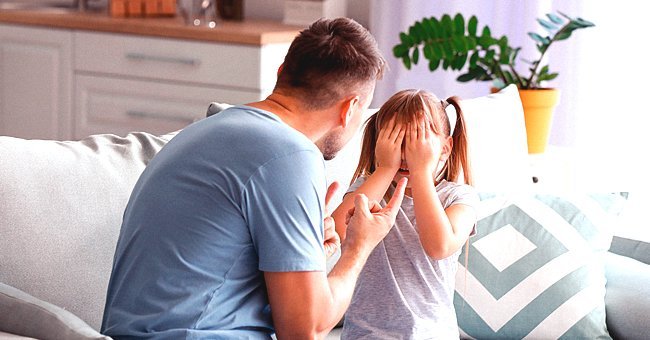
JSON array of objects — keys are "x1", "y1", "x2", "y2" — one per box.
[{"x1": 101, "y1": 106, "x2": 328, "y2": 339}]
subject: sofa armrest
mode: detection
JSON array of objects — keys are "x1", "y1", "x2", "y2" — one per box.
[{"x1": 604, "y1": 252, "x2": 650, "y2": 339}]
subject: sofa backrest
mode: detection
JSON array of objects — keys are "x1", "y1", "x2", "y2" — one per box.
[
  {"x1": 0, "y1": 86, "x2": 530, "y2": 331},
  {"x1": 0, "y1": 131, "x2": 175, "y2": 330}
]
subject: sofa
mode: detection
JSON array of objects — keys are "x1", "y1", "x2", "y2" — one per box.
[{"x1": 2, "y1": 86, "x2": 650, "y2": 339}]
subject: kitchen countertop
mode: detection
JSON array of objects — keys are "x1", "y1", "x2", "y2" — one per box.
[{"x1": 0, "y1": 8, "x2": 302, "y2": 45}]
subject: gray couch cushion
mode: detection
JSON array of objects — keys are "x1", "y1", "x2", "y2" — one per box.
[
  {"x1": 0, "y1": 131, "x2": 176, "y2": 330},
  {"x1": 604, "y1": 252, "x2": 650, "y2": 339},
  {"x1": 0, "y1": 283, "x2": 111, "y2": 340},
  {"x1": 609, "y1": 236, "x2": 650, "y2": 265}
]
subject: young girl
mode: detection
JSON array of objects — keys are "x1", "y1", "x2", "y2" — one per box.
[{"x1": 332, "y1": 89, "x2": 478, "y2": 339}]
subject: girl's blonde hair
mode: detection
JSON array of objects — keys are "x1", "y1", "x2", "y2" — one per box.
[{"x1": 351, "y1": 89, "x2": 473, "y2": 186}]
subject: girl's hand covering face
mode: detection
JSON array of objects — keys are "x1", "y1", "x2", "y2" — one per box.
[
  {"x1": 374, "y1": 117, "x2": 405, "y2": 171},
  {"x1": 404, "y1": 113, "x2": 442, "y2": 174}
]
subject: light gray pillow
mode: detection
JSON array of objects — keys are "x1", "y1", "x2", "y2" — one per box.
[
  {"x1": 603, "y1": 252, "x2": 650, "y2": 339},
  {"x1": 0, "y1": 131, "x2": 176, "y2": 329},
  {"x1": 0, "y1": 283, "x2": 111, "y2": 340}
]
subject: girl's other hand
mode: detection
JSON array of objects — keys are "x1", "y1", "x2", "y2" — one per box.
[
  {"x1": 405, "y1": 114, "x2": 442, "y2": 174},
  {"x1": 374, "y1": 117, "x2": 405, "y2": 171}
]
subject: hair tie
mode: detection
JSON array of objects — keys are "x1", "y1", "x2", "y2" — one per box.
[{"x1": 442, "y1": 100, "x2": 457, "y2": 136}]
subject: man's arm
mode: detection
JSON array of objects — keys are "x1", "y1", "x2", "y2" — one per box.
[{"x1": 265, "y1": 178, "x2": 407, "y2": 339}]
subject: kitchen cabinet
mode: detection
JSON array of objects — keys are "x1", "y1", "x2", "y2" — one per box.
[
  {"x1": 72, "y1": 31, "x2": 289, "y2": 138},
  {"x1": 0, "y1": 18, "x2": 294, "y2": 140},
  {"x1": 0, "y1": 24, "x2": 73, "y2": 140}
]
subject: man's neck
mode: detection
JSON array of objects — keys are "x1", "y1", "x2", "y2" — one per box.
[{"x1": 248, "y1": 94, "x2": 334, "y2": 143}]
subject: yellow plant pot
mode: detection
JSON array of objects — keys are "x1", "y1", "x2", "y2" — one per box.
[{"x1": 518, "y1": 89, "x2": 560, "y2": 154}]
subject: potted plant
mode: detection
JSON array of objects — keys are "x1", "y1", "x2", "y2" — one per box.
[{"x1": 393, "y1": 12, "x2": 594, "y2": 153}]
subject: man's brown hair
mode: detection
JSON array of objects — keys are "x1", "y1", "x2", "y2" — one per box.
[{"x1": 275, "y1": 18, "x2": 386, "y2": 110}]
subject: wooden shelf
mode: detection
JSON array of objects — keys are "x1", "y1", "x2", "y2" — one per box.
[{"x1": 0, "y1": 8, "x2": 302, "y2": 45}]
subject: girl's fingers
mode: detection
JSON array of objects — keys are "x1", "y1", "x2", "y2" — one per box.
[
  {"x1": 389, "y1": 117, "x2": 402, "y2": 143},
  {"x1": 406, "y1": 121, "x2": 413, "y2": 143},
  {"x1": 393, "y1": 124, "x2": 406, "y2": 144}
]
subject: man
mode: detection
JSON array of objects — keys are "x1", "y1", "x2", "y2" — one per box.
[{"x1": 102, "y1": 17, "x2": 406, "y2": 339}]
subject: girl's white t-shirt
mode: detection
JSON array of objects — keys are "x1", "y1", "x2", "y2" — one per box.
[{"x1": 341, "y1": 178, "x2": 479, "y2": 340}]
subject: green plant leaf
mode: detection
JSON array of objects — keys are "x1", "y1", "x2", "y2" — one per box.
[
  {"x1": 423, "y1": 43, "x2": 433, "y2": 59},
  {"x1": 478, "y1": 35, "x2": 491, "y2": 49},
  {"x1": 502, "y1": 70, "x2": 514, "y2": 84},
  {"x1": 481, "y1": 25, "x2": 491, "y2": 37},
  {"x1": 411, "y1": 22, "x2": 424, "y2": 43},
  {"x1": 452, "y1": 36, "x2": 466, "y2": 53},
  {"x1": 392, "y1": 44, "x2": 408, "y2": 58},
  {"x1": 528, "y1": 32, "x2": 549, "y2": 45},
  {"x1": 422, "y1": 18, "x2": 435, "y2": 38},
  {"x1": 539, "y1": 65, "x2": 549, "y2": 75},
  {"x1": 402, "y1": 56, "x2": 412, "y2": 70},
  {"x1": 442, "y1": 58, "x2": 450, "y2": 70},
  {"x1": 457, "y1": 73, "x2": 475, "y2": 82},
  {"x1": 431, "y1": 17, "x2": 442, "y2": 38},
  {"x1": 492, "y1": 78, "x2": 506, "y2": 89},
  {"x1": 498, "y1": 36, "x2": 509, "y2": 50},
  {"x1": 442, "y1": 40, "x2": 454, "y2": 59},
  {"x1": 546, "y1": 13, "x2": 564, "y2": 25},
  {"x1": 511, "y1": 47, "x2": 521, "y2": 64},
  {"x1": 456, "y1": 66, "x2": 487, "y2": 82},
  {"x1": 544, "y1": 72, "x2": 559, "y2": 81},
  {"x1": 499, "y1": 48, "x2": 510, "y2": 64},
  {"x1": 467, "y1": 36, "x2": 477, "y2": 49},
  {"x1": 575, "y1": 17, "x2": 595, "y2": 28},
  {"x1": 399, "y1": 32, "x2": 413, "y2": 47},
  {"x1": 454, "y1": 13, "x2": 465, "y2": 35},
  {"x1": 468, "y1": 16, "x2": 478, "y2": 37},
  {"x1": 441, "y1": 14, "x2": 453, "y2": 36},
  {"x1": 428, "y1": 58, "x2": 441, "y2": 71},
  {"x1": 455, "y1": 53, "x2": 468, "y2": 70},
  {"x1": 485, "y1": 49, "x2": 495, "y2": 61},
  {"x1": 469, "y1": 51, "x2": 479, "y2": 68},
  {"x1": 537, "y1": 18, "x2": 558, "y2": 32},
  {"x1": 432, "y1": 42, "x2": 444, "y2": 59},
  {"x1": 412, "y1": 47, "x2": 420, "y2": 65}
]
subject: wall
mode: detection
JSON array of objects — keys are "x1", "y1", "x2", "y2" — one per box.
[{"x1": 244, "y1": 0, "x2": 370, "y2": 28}]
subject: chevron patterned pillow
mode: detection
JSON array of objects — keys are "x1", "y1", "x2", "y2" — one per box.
[{"x1": 454, "y1": 193, "x2": 627, "y2": 339}]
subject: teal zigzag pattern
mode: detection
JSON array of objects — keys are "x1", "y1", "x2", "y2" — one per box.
[{"x1": 453, "y1": 193, "x2": 624, "y2": 339}]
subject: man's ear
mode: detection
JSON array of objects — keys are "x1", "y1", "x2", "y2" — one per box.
[{"x1": 339, "y1": 96, "x2": 359, "y2": 128}]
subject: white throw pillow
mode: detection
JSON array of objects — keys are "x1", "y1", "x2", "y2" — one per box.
[{"x1": 461, "y1": 84, "x2": 532, "y2": 192}]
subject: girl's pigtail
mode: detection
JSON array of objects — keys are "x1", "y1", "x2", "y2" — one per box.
[{"x1": 445, "y1": 96, "x2": 473, "y2": 186}]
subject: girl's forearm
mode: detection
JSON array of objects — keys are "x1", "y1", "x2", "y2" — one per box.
[
  {"x1": 409, "y1": 172, "x2": 460, "y2": 259},
  {"x1": 331, "y1": 167, "x2": 396, "y2": 240}
]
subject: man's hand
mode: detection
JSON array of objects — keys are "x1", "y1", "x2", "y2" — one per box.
[
  {"x1": 323, "y1": 182, "x2": 341, "y2": 258},
  {"x1": 343, "y1": 178, "x2": 407, "y2": 253}
]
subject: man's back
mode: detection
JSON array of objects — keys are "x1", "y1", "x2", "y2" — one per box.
[{"x1": 101, "y1": 106, "x2": 327, "y2": 339}]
